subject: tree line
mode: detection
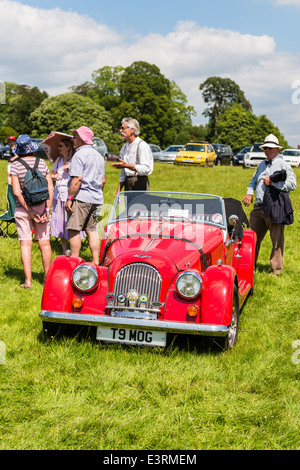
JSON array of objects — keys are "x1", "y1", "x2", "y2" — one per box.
[{"x1": 0, "y1": 61, "x2": 288, "y2": 154}]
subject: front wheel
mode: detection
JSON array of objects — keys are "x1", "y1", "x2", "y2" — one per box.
[
  {"x1": 214, "y1": 285, "x2": 239, "y2": 350},
  {"x1": 42, "y1": 321, "x2": 66, "y2": 338}
]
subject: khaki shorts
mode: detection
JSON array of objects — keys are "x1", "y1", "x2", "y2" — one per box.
[{"x1": 66, "y1": 199, "x2": 101, "y2": 232}]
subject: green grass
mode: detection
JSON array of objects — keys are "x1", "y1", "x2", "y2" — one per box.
[{"x1": 0, "y1": 160, "x2": 299, "y2": 450}]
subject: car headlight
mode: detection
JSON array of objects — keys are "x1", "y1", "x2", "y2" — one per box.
[
  {"x1": 72, "y1": 264, "x2": 98, "y2": 291},
  {"x1": 176, "y1": 272, "x2": 202, "y2": 299}
]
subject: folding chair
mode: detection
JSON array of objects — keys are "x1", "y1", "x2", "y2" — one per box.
[{"x1": 0, "y1": 184, "x2": 17, "y2": 237}]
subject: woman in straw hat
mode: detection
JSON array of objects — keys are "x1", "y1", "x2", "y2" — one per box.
[{"x1": 50, "y1": 137, "x2": 85, "y2": 254}]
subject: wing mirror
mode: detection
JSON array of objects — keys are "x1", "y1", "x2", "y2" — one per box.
[
  {"x1": 228, "y1": 214, "x2": 239, "y2": 227},
  {"x1": 226, "y1": 214, "x2": 239, "y2": 247}
]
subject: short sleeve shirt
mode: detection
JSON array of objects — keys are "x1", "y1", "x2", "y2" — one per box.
[{"x1": 69, "y1": 145, "x2": 105, "y2": 205}]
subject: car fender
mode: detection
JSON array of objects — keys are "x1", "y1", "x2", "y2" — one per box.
[
  {"x1": 200, "y1": 265, "x2": 237, "y2": 326},
  {"x1": 233, "y1": 229, "x2": 256, "y2": 289},
  {"x1": 41, "y1": 256, "x2": 86, "y2": 311},
  {"x1": 163, "y1": 271, "x2": 202, "y2": 322}
]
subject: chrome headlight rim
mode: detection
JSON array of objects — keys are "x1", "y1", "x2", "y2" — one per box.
[
  {"x1": 72, "y1": 264, "x2": 98, "y2": 292},
  {"x1": 176, "y1": 271, "x2": 203, "y2": 299}
]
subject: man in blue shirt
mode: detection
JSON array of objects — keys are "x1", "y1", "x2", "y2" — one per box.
[
  {"x1": 65, "y1": 126, "x2": 105, "y2": 263},
  {"x1": 243, "y1": 134, "x2": 296, "y2": 275}
]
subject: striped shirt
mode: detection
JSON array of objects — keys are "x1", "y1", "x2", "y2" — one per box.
[{"x1": 10, "y1": 157, "x2": 49, "y2": 207}]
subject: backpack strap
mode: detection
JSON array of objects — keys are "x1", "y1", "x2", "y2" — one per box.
[
  {"x1": 18, "y1": 158, "x2": 31, "y2": 171},
  {"x1": 18, "y1": 157, "x2": 40, "y2": 173},
  {"x1": 33, "y1": 157, "x2": 40, "y2": 171}
]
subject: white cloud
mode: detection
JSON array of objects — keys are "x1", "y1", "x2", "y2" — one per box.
[
  {"x1": 275, "y1": 0, "x2": 300, "y2": 6},
  {"x1": 1, "y1": 0, "x2": 300, "y2": 145}
]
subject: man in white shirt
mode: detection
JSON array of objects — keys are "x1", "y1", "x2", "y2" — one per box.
[{"x1": 112, "y1": 117, "x2": 153, "y2": 194}]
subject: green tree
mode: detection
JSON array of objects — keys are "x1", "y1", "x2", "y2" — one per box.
[
  {"x1": 3, "y1": 84, "x2": 48, "y2": 135},
  {"x1": 111, "y1": 61, "x2": 174, "y2": 146},
  {"x1": 216, "y1": 104, "x2": 257, "y2": 153},
  {"x1": 29, "y1": 93, "x2": 121, "y2": 152},
  {"x1": 199, "y1": 77, "x2": 252, "y2": 140},
  {"x1": 168, "y1": 81, "x2": 196, "y2": 143},
  {"x1": 216, "y1": 104, "x2": 288, "y2": 153},
  {"x1": 252, "y1": 114, "x2": 288, "y2": 147},
  {"x1": 0, "y1": 126, "x2": 18, "y2": 143},
  {"x1": 187, "y1": 124, "x2": 208, "y2": 143},
  {"x1": 83, "y1": 62, "x2": 195, "y2": 147}
]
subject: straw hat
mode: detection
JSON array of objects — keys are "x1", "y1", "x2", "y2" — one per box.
[
  {"x1": 259, "y1": 134, "x2": 282, "y2": 149},
  {"x1": 41, "y1": 131, "x2": 73, "y2": 162}
]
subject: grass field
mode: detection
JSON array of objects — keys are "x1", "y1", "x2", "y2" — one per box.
[{"x1": 0, "y1": 159, "x2": 299, "y2": 450}]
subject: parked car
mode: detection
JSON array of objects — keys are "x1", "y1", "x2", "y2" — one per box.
[
  {"x1": 149, "y1": 144, "x2": 163, "y2": 161},
  {"x1": 159, "y1": 145, "x2": 184, "y2": 163},
  {"x1": 233, "y1": 147, "x2": 251, "y2": 166},
  {"x1": 212, "y1": 144, "x2": 234, "y2": 165},
  {"x1": 31, "y1": 138, "x2": 48, "y2": 159},
  {"x1": 243, "y1": 143, "x2": 264, "y2": 168},
  {"x1": 107, "y1": 152, "x2": 119, "y2": 161},
  {"x1": 40, "y1": 190, "x2": 256, "y2": 350},
  {"x1": 281, "y1": 149, "x2": 300, "y2": 167},
  {"x1": 0, "y1": 138, "x2": 47, "y2": 160},
  {"x1": 174, "y1": 142, "x2": 215, "y2": 166},
  {"x1": 0, "y1": 143, "x2": 9, "y2": 159},
  {"x1": 92, "y1": 137, "x2": 108, "y2": 159}
]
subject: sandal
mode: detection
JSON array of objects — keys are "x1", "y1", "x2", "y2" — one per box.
[{"x1": 20, "y1": 283, "x2": 32, "y2": 289}]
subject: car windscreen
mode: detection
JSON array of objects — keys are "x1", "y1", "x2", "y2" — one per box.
[
  {"x1": 181, "y1": 145, "x2": 205, "y2": 152},
  {"x1": 250, "y1": 144, "x2": 264, "y2": 152},
  {"x1": 166, "y1": 146, "x2": 182, "y2": 152},
  {"x1": 282, "y1": 150, "x2": 300, "y2": 156},
  {"x1": 109, "y1": 191, "x2": 226, "y2": 229}
]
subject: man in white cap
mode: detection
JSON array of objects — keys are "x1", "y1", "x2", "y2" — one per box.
[
  {"x1": 243, "y1": 134, "x2": 296, "y2": 275},
  {"x1": 65, "y1": 126, "x2": 105, "y2": 263}
]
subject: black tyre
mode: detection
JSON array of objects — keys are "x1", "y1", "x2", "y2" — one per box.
[
  {"x1": 214, "y1": 285, "x2": 239, "y2": 351},
  {"x1": 42, "y1": 321, "x2": 66, "y2": 338}
]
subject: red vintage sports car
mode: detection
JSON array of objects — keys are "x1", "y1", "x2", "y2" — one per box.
[{"x1": 40, "y1": 191, "x2": 256, "y2": 350}]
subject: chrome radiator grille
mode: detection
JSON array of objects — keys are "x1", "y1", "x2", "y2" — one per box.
[{"x1": 112, "y1": 262, "x2": 162, "y2": 311}]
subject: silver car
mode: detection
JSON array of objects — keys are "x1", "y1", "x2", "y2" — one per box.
[
  {"x1": 281, "y1": 149, "x2": 300, "y2": 168},
  {"x1": 159, "y1": 145, "x2": 184, "y2": 163},
  {"x1": 243, "y1": 143, "x2": 265, "y2": 168},
  {"x1": 149, "y1": 144, "x2": 163, "y2": 161},
  {"x1": 92, "y1": 137, "x2": 108, "y2": 159}
]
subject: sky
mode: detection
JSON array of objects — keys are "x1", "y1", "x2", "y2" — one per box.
[{"x1": 1, "y1": 0, "x2": 300, "y2": 146}]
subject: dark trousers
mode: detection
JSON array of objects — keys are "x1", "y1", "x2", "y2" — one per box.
[
  {"x1": 249, "y1": 205, "x2": 285, "y2": 274},
  {"x1": 125, "y1": 175, "x2": 150, "y2": 191}
]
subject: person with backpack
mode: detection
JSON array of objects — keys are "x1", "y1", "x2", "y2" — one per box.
[{"x1": 10, "y1": 135, "x2": 54, "y2": 288}]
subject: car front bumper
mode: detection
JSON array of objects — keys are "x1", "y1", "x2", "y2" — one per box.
[{"x1": 40, "y1": 310, "x2": 229, "y2": 337}]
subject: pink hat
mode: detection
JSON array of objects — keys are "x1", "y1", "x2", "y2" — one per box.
[{"x1": 72, "y1": 126, "x2": 94, "y2": 145}]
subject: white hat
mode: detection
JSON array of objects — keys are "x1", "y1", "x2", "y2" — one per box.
[{"x1": 259, "y1": 134, "x2": 282, "y2": 149}]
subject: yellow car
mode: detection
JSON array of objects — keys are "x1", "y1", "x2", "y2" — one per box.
[{"x1": 174, "y1": 141, "x2": 216, "y2": 166}]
